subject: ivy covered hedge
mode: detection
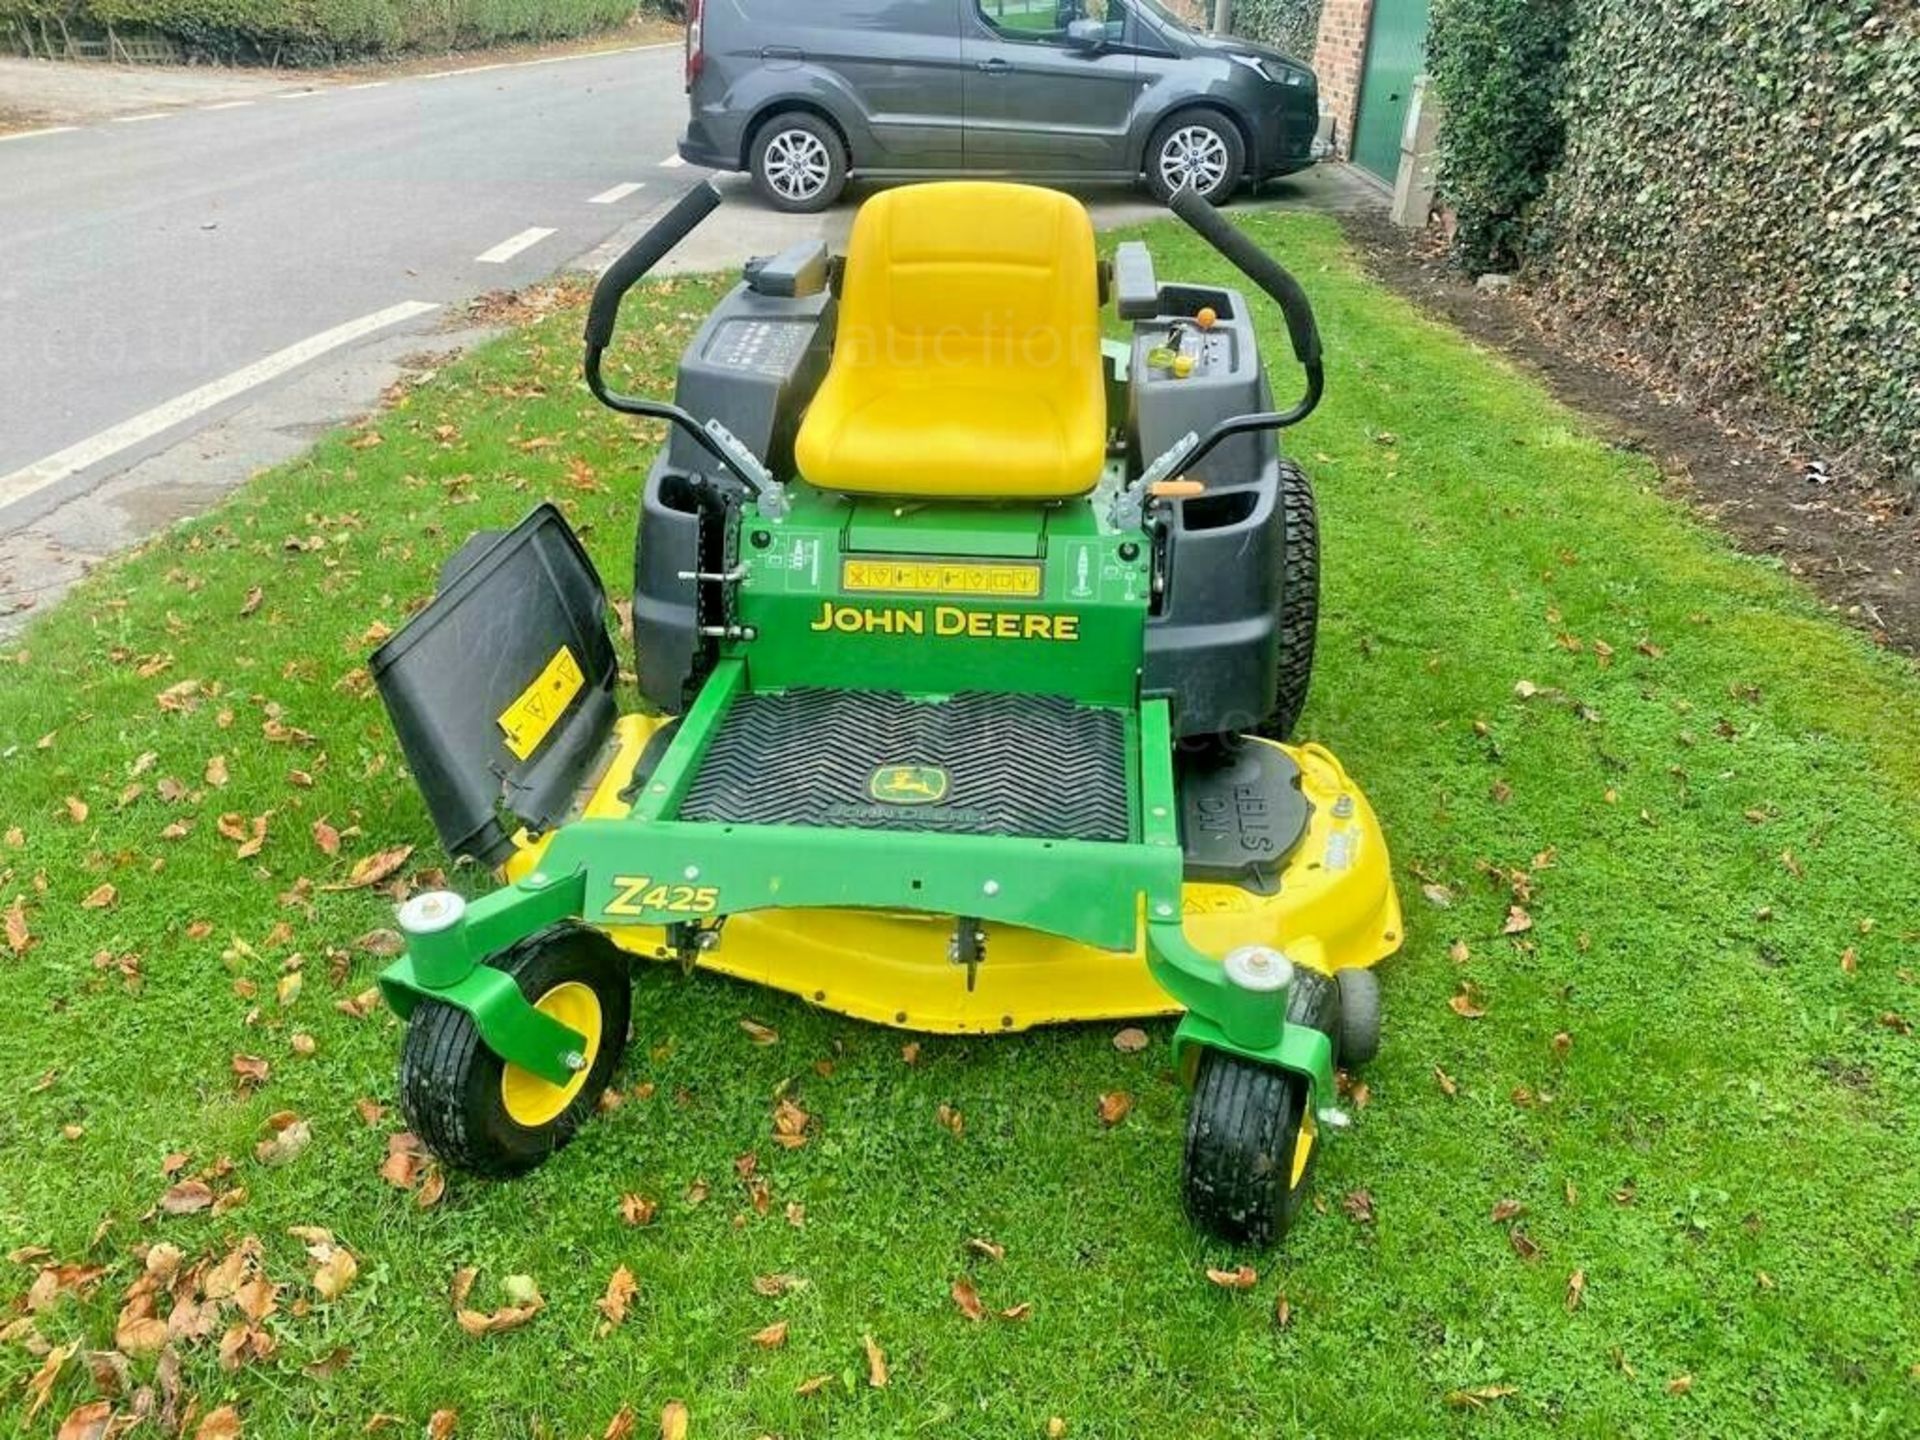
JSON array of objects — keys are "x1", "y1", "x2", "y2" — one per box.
[
  {"x1": 1229, "y1": 0, "x2": 1321, "y2": 62},
  {"x1": 3, "y1": 0, "x2": 641, "y2": 61},
  {"x1": 1425, "y1": 0, "x2": 1575, "y2": 274},
  {"x1": 1432, "y1": 0, "x2": 1918, "y2": 473},
  {"x1": 1540, "y1": 1, "x2": 1918, "y2": 470}
]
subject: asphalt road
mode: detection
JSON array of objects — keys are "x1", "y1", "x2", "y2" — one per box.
[{"x1": 0, "y1": 43, "x2": 698, "y2": 527}]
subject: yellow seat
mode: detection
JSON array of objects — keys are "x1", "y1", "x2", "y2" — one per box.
[{"x1": 795, "y1": 182, "x2": 1107, "y2": 500}]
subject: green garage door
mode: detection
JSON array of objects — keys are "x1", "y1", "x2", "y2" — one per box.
[{"x1": 1351, "y1": 0, "x2": 1431, "y2": 182}]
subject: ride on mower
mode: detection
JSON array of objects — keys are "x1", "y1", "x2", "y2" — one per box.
[{"x1": 370, "y1": 180, "x2": 1401, "y2": 1243}]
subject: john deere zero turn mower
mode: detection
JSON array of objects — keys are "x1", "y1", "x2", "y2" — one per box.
[{"x1": 370, "y1": 180, "x2": 1401, "y2": 1243}]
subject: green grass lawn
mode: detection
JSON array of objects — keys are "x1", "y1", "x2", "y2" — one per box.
[{"x1": 3, "y1": 211, "x2": 1918, "y2": 1438}]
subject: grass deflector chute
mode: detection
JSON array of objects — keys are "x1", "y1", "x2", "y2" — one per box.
[{"x1": 370, "y1": 180, "x2": 1402, "y2": 1244}]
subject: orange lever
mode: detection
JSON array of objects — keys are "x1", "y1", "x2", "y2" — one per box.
[{"x1": 1149, "y1": 478, "x2": 1206, "y2": 500}]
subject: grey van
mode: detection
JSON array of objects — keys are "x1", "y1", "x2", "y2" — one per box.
[{"x1": 678, "y1": 0, "x2": 1320, "y2": 212}]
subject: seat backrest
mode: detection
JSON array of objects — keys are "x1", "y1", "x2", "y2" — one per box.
[{"x1": 834, "y1": 181, "x2": 1101, "y2": 371}]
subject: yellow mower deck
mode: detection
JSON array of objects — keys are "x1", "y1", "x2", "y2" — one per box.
[{"x1": 504, "y1": 716, "x2": 1402, "y2": 1035}]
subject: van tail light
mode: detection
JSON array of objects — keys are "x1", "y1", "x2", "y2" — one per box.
[{"x1": 685, "y1": 0, "x2": 705, "y2": 91}]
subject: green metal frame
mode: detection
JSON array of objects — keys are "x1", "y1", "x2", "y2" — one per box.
[{"x1": 379, "y1": 486, "x2": 1340, "y2": 1116}]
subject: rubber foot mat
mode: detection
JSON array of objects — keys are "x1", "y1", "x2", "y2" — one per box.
[{"x1": 678, "y1": 688, "x2": 1129, "y2": 841}]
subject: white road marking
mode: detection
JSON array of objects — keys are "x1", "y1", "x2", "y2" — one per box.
[
  {"x1": 410, "y1": 41, "x2": 673, "y2": 81},
  {"x1": 340, "y1": 81, "x2": 388, "y2": 91},
  {"x1": 587, "y1": 181, "x2": 646, "y2": 205},
  {"x1": 0, "y1": 301, "x2": 440, "y2": 513},
  {"x1": 111, "y1": 113, "x2": 169, "y2": 124},
  {"x1": 278, "y1": 90, "x2": 325, "y2": 100},
  {"x1": 0, "y1": 125, "x2": 78, "y2": 142},
  {"x1": 475, "y1": 227, "x2": 557, "y2": 264},
  {"x1": 659, "y1": 154, "x2": 685, "y2": 168},
  {"x1": 201, "y1": 100, "x2": 255, "y2": 111}
]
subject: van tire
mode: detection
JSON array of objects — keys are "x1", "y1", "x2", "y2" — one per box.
[
  {"x1": 749, "y1": 112, "x2": 849, "y2": 213},
  {"x1": 1145, "y1": 110, "x2": 1246, "y2": 206}
]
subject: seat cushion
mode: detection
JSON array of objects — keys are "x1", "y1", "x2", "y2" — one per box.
[{"x1": 795, "y1": 183, "x2": 1107, "y2": 500}]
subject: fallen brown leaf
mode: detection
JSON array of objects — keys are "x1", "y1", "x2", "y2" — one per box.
[
  {"x1": 160, "y1": 1180, "x2": 214, "y2": 1215},
  {"x1": 81, "y1": 883, "x2": 118, "y2": 911},
  {"x1": 1097, "y1": 1091, "x2": 1133, "y2": 1126},
  {"x1": 5, "y1": 897, "x2": 31, "y2": 956},
  {"x1": 56, "y1": 1399, "x2": 113, "y2": 1440},
  {"x1": 196, "y1": 1405, "x2": 243, "y2": 1440},
  {"x1": 619, "y1": 1193, "x2": 658, "y2": 1226},
  {"x1": 1343, "y1": 1189, "x2": 1376, "y2": 1224},
  {"x1": 1448, "y1": 983, "x2": 1487, "y2": 1019},
  {"x1": 965, "y1": 1236, "x2": 1005, "y2": 1263},
  {"x1": 595, "y1": 1266, "x2": 636, "y2": 1332},
  {"x1": 1490, "y1": 1198, "x2": 1524, "y2": 1223},
  {"x1": 739, "y1": 1018, "x2": 779, "y2": 1045},
  {"x1": 659, "y1": 1401, "x2": 688, "y2": 1440},
  {"x1": 750, "y1": 1319, "x2": 789, "y2": 1349},
  {"x1": 325, "y1": 845, "x2": 414, "y2": 891},
  {"x1": 951, "y1": 1276, "x2": 986, "y2": 1322},
  {"x1": 313, "y1": 1249, "x2": 358, "y2": 1301},
  {"x1": 25, "y1": 1342, "x2": 76, "y2": 1420},
  {"x1": 1566, "y1": 1268, "x2": 1586, "y2": 1312},
  {"x1": 862, "y1": 1332, "x2": 889, "y2": 1388},
  {"x1": 1112, "y1": 1026, "x2": 1150, "y2": 1052},
  {"x1": 1205, "y1": 1264, "x2": 1258, "y2": 1290}
]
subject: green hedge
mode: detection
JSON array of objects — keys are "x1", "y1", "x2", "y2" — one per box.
[
  {"x1": 4, "y1": 0, "x2": 638, "y2": 60},
  {"x1": 1540, "y1": 1, "x2": 1919, "y2": 471},
  {"x1": 1425, "y1": 0, "x2": 1575, "y2": 274},
  {"x1": 1229, "y1": 0, "x2": 1321, "y2": 61}
]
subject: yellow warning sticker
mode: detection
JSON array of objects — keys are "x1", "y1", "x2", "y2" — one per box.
[
  {"x1": 496, "y1": 646, "x2": 584, "y2": 761},
  {"x1": 842, "y1": 557, "x2": 1043, "y2": 600}
]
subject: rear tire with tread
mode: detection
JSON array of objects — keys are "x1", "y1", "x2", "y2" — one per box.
[{"x1": 1259, "y1": 459, "x2": 1320, "y2": 740}]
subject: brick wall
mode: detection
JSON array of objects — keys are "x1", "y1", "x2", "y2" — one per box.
[{"x1": 1311, "y1": 0, "x2": 1374, "y2": 159}]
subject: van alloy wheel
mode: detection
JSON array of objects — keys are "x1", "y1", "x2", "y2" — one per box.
[
  {"x1": 764, "y1": 128, "x2": 833, "y2": 204},
  {"x1": 1160, "y1": 125, "x2": 1231, "y2": 196}
]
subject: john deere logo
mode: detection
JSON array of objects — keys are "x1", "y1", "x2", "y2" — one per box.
[{"x1": 870, "y1": 764, "x2": 949, "y2": 806}]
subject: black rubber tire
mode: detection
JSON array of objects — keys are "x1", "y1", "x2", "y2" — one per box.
[
  {"x1": 1257, "y1": 459, "x2": 1320, "y2": 741},
  {"x1": 1335, "y1": 967, "x2": 1382, "y2": 1070},
  {"x1": 399, "y1": 924, "x2": 631, "y2": 1178},
  {"x1": 1144, "y1": 109, "x2": 1247, "y2": 206},
  {"x1": 1182, "y1": 1049, "x2": 1314, "y2": 1246},
  {"x1": 749, "y1": 111, "x2": 849, "y2": 214}
]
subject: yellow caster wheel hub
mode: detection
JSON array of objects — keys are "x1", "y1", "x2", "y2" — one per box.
[{"x1": 500, "y1": 981, "x2": 602, "y2": 1127}]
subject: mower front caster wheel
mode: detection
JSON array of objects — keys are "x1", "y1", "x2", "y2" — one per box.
[
  {"x1": 1182, "y1": 1050, "x2": 1316, "y2": 1246},
  {"x1": 1336, "y1": 966, "x2": 1382, "y2": 1070},
  {"x1": 398, "y1": 925, "x2": 632, "y2": 1178}
]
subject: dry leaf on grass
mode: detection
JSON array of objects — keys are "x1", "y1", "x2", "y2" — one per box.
[
  {"x1": 659, "y1": 1400, "x2": 689, "y2": 1440},
  {"x1": 324, "y1": 845, "x2": 414, "y2": 892},
  {"x1": 56, "y1": 1400, "x2": 113, "y2": 1440},
  {"x1": 1112, "y1": 1027, "x2": 1150, "y2": 1052},
  {"x1": 81, "y1": 884, "x2": 118, "y2": 910},
  {"x1": 160, "y1": 1180, "x2": 213, "y2": 1215},
  {"x1": 24, "y1": 1342, "x2": 75, "y2": 1420},
  {"x1": 750, "y1": 1319, "x2": 789, "y2": 1349},
  {"x1": 739, "y1": 1018, "x2": 779, "y2": 1045},
  {"x1": 1205, "y1": 1265, "x2": 1258, "y2": 1290},
  {"x1": 965, "y1": 1236, "x2": 1005, "y2": 1263},
  {"x1": 1097, "y1": 1092, "x2": 1133, "y2": 1126},
  {"x1": 1566, "y1": 1268, "x2": 1586, "y2": 1312},
  {"x1": 619, "y1": 1193, "x2": 658, "y2": 1227},
  {"x1": 595, "y1": 1266, "x2": 636, "y2": 1333},
  {"x1": 1448, "y1": 983, "x2": 1487, "y2": 1019},
  {"x1": 313, "y1": 1249, "x2": 358, "y2": 1302},
  {"x1": 5, "y1": 897, "x2": 31, "y2": 956},
  {"x1": 862, "y1": 1333, "x2": 889, "y2": 1388},
  {"x1": 196, "y1": 1405, "x2": 243, "y2": 1439},
  {"x1": 951, "y1": 1276, "x2": 986, "y2": 1322}
]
